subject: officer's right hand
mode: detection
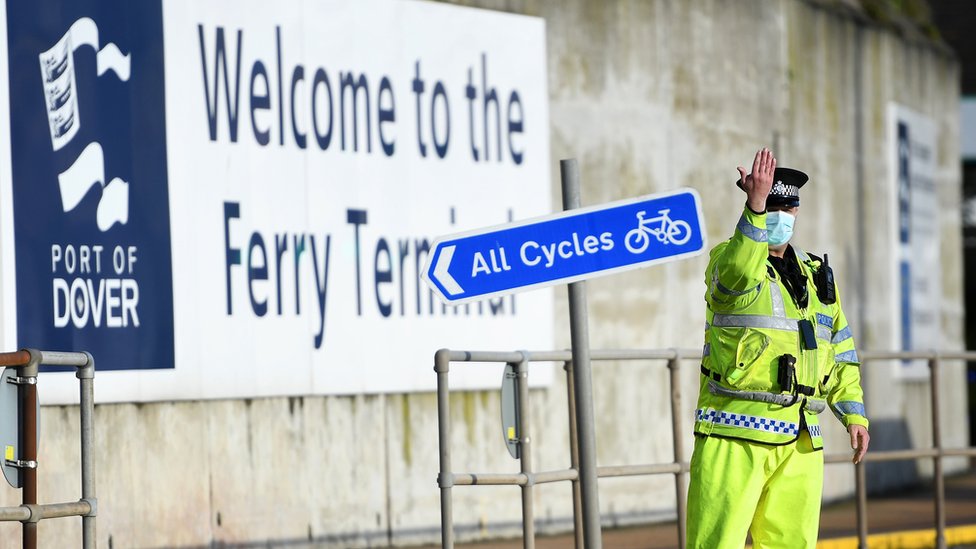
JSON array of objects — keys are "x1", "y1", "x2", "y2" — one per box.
[{"x1": 737, "y1": 148, "x2": 776, "y2": 213}]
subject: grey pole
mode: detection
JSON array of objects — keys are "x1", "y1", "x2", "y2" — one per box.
[
  {"x1": 855, "y1": 461, "x2": 867, "y2": 548},
  {"x1": 560, "y1": 159, "x2": 602, "y2": 548},
  {"x1": 667, "y1": 352, "x2": 687, "y2": 549},
  {"x1": 515, "y1": 354, "x2": 535, "y2": 549},
  {"x1": 929, "y1": 356, "x2": 946, "y2": 549},
  {"x1": 563, "y1": 361, "x2": 584, "y2": 549},
  {"x1": 435, "y1": 349, "x2": 454, "y2": 549},
  {"x1": 77, "y1": 353, "x2": 96, "y2": 549}
]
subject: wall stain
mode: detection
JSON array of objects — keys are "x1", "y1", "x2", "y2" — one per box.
[
  {"x1": 462, "y1": 392, "x2": 478, "y2": 446},
  {"x1": 401, "y1": 395, "x2": 412, "y2": 466}
]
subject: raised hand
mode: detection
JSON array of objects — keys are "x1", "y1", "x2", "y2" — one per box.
[{"x1": 737, "y1": 148, "x2": 776, "y2": 213}]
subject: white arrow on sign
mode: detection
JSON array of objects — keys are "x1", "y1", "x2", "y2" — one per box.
[{"x1": 433, "y1": 244, "x2": 464, "y2": 295}]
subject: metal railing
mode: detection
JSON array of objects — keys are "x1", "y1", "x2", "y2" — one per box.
[
  {"x1": 0, "y1": 349, "x2": 96, "y2": 549},
  {"x1": 434, "y1": 347, "x2": 976, "y2": 549}
]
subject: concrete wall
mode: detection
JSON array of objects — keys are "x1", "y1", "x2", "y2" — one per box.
[{"x1": 0, "y1": 1, "x2": 965, "y2": 547}]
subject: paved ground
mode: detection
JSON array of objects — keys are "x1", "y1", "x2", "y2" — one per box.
[{"x1": 419, "y1": 471, "x2": 976, "y2": 548}]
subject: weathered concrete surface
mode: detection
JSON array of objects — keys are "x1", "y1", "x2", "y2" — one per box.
[{"x1": 0, "y1": 1, "x2": 964, "y2": 547}]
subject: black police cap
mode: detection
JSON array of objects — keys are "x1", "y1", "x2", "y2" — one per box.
[{"x1": 736, "y1": 167, "x2": 808, "y2": 208}]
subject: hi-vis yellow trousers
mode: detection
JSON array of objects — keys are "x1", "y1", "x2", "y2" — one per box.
[{"x1": 686, "y1": 431, "x2": 823, "y2": 549}]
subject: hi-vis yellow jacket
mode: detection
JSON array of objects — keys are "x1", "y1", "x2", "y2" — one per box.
[{"x1": 696, "y1": 206, "x2": 869, "y2": 448}]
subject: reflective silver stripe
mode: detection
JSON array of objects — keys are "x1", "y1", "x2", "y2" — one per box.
[
  {"x1": 769, "y1": 282, "x2": 786, "y2": 318},
  {"x1": 708, "y1": 379, "x2": 826, "y2": 414},
  {"x1": 832, "y1": 400, "x2": 866, "y2": 417},
  {"x1": 736, "y1": 214, "x2": 767, "y2": 243},
  {"x1": 716, "y1": 280, "x2": 758, "y2": 297},
  {"x1": 832, "y1": 325, "x2": 853, "y2": 344},
  {"x1": 794, "y1": 246, "x2": 810, "y2": 262},
  {"x1": 711, "y1": 268, "x2": 759, "y2": 297},
  {"x1": 702, "y1": 343, "x2": 710, "y2": 357},
  {"x1": 835, "y1": 350, "x2": 859, "y2": 363},
  {"x1": 711, "y1": 311, "x2": 831, "y2": 342},
  {"x1": 711, "y1": 313, "x2": 798, "y2": 332}
]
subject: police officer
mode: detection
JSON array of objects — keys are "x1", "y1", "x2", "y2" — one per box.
[{"x1": 686, "y1": 148, "x2": 870, "y2": 548}]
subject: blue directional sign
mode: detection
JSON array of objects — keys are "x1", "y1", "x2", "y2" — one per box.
[{"x1": 423, "y1": 189, "x2": 706, "y2": 304}]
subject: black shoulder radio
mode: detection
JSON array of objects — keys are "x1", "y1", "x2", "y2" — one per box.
[{"x1": 813, "y1": 253, "x2": 836, "y2": 305}]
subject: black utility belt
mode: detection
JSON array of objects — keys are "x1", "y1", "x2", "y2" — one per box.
[{"x1": 699, "y1": 357, "x2": 815, "y2": 397}]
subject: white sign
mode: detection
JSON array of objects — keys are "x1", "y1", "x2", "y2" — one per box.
[
  {"x1": 0, "y1": 0, "x2": 553, "y2": 403},
  {"x1": 888, "y1": 103, "x2": 939, "y2": 378}
]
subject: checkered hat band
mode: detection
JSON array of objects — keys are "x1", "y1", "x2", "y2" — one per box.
[{"x1": 771, "y1": 181, "x2": 799, "y2": 198}]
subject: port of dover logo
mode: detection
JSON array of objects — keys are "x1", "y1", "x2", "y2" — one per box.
[{"x1": 7, "y1": 1, "x2": 174, "y2": 371}]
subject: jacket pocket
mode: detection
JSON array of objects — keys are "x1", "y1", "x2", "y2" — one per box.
[{"x1": 726, "y1": 328, "x2": 775, "y2": 391}]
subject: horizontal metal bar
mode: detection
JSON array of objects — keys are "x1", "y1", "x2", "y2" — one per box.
[
  {"x1": 860, "y1": 350, "x2": 940, "y2": 361},
  {"x1": 598, "y1": 463, "x2": 686, "y2": 477},
  {"x1": 0, "y1": 506, "x2": 30, "y2": 521},
  {"x1": 456, "y1": 446, "x2": 976, "y2": 483},
  {"x1": 590, "y1": 349, "x2": 702, "y2": 361},
  {"x1": 444, "y1": 348, "x2": 976, "y2": 366},
  {"x1": 521, "y1": 351, "x2": 572, "y2": 362},
  {"x1": 927, "y1": 351, "x2": 976, "y2": 361},
  {"x1": 0, "y1": 351, "x2": 31, "y2": 367},
  {"x1": 38, "y1": 351, "x2": 91, "y2": 367},
  {"x1": 34, "y1": 501, "x2": 93, "y2": 520},
  {"x1": 941, "y1": 448, "x2": 976, "y2": 457},
  {"x1": 866, "y1": 449, "x2": 940, "y2": 461},
  {"x1": 826, "y1": 448, "x2": 945, "y2": 464},
  {"x1": 446, "y1": 350, "x2": 527, "y2": 363},
  {"x1": 860, "y1": 350, "x2": 976, "y2": 361},
  {"x1": 444, "y1": 349, "x2": 705, "y2": 365},
  {"x1": 539, "y1": 349, "x2": 705, "y2": 362},
  {"x1": 453, "y1": 473, "x2": 527, "y2": 486},
  {"x1": 0, "y1": 500, "x2": 91, "y2": 522},
  {"x1": 534, "y1": 469, "x2": 578, "y2": 484},
  {"x1": 453, "y1": 468, "x2": 581, "y2": 487}
]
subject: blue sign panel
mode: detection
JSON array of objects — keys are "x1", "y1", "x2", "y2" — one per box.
[
  {"x1": 424, "y1": 189, "x2": 705, "y2": 303},
  {"x1": 6, "y1": 0, "x2": 174, "y2": 370}
]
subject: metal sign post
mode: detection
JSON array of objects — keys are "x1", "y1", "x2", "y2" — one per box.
[
  {"x1": 560, "y1": 158, "x2": 602, "y2": 548},
  {"x1": 21, "y1": 356, "x2": 38, "y2": 549}
]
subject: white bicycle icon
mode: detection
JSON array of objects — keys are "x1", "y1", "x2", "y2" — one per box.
[{"x1": 624, "y1": 209, "x2": 692, "y2": 253}]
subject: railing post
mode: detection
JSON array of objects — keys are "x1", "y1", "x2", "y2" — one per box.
[
  {"x1": 435, "y1": 349, "x2": 454, "y2": 549},
  {"x1": 515, "y1": 354, "x2": 535, "y2": 549},
  {"x1": 564, "y1": 360, "x2": 584, "y2": 549},
  {"x1": 929, "y1": 355, "x2": 946, "y2": 549},
  {"x1": 20, "y1": 350, "x2": 40, "y2": 549},
  {"x1": 77, "y1": 352, "x2": 96, "y2": 549},
  {"x1": 855, "y1": 460, "x2": 868, "y2": 549},
  {"x1": 667, "y1": 351, "x2": 687, "y2": 549}
]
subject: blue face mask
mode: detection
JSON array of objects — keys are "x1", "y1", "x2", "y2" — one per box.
[{"x1": 766, "y1": 211, "x2": 795, "y2": 246}]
